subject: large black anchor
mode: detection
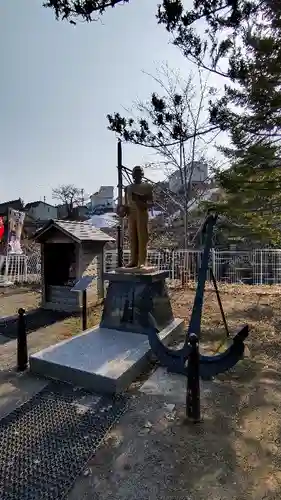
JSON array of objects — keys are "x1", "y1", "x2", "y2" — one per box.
[{"x1": 147, "y1": 211, "x2": 249, "y2": 381}]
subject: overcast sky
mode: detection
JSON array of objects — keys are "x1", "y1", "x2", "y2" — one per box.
[{"x1": 0, "y1": 0, "x2": 223, "y2": 205}]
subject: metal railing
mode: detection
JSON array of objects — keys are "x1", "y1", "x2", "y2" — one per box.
[
  {"x1": 104, "y1": 249, "x2": 281, "y2": 285},
  {"x1": 2, "y1": 249, "x2": 281, "y2": 286},
  {"x1": 0, "y1": 253, "x2": 41, "y2": 284}
]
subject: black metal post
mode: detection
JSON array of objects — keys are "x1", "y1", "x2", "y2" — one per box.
[
  {"x1": 186, "y1": 333, "x2": 201, "y2": 423},
  {"x1": 117, "y1": 140, "x2": 123, "y2": 268},
  {"x1": 17, "y1": 308, "x2": 28, "y2": 372},
  {"x1": 82, "y1": 290, "x2": 87, "y2": 331},
  {"x1": 210, "y1": 267, "x2": 229, "y2": 337},
  {"x1": 188, "y1": 213, "x2": 218, "y2": 337}
]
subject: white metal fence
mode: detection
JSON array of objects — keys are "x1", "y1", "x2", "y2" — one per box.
[
  {"x1": 105, "y1": 249, "x2": 281, "y2": 285},
  {"x1": 0, "y1": 253, "x2": 41, "y2": 285},
  {"x1": 2, "y1": 249, "x2": 281, "y2": 286}
]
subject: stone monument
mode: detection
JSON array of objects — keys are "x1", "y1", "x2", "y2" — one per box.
[{"x1": 29, "y1": 167, "x2": 183, "y2": 395}]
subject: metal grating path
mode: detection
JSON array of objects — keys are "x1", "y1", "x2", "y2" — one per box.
[{"x1": 0, "y1": 382, "x2": 129, "y2": 500}]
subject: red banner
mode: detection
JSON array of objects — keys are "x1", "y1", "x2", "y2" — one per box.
[{"x1": 0, "y1": 217, "x2": 4, "y2": 242}]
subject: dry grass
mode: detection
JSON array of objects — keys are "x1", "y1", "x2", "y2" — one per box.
[
  {"x1": 53, "y1": 305, "x2": 103, "y2": 342},
  {"x1": 0, "y1": 296, "x2": 103, "y2": 370},
  {"x1": 169, "y1": 285, "x2": 281, "y2": 497},
  {"x1": 170, "y1": 284, "x2": 281, "y2": 365},
  {"x1": 0, "y1": 289, "x2": 41, "y2": 317}
]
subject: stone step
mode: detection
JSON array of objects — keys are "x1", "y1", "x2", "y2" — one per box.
[{"x1": 29, "y1": 319, "x2": 183, "y2": 395}]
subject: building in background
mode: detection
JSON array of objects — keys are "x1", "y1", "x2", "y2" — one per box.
[
  {"x1": 56, "y1": 204, "x2": 89, "y2": 220},
  {"x1": 0, "y1": 199, "x2": 24, "y2": 217},
  {"x1": 89, "y1": 186, "x2": 114, "y2": 214},
  {"x1": 168, "y1": 161, "x2": 208, "y2": 194},
  {"x1": 25, "y1": 201, "x2": 58, "y2": 221},
  {"x1": 56, "y1": 204, "x2": 68, "y2": 219}
]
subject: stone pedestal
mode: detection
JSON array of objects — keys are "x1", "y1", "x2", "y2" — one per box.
[
  {"x1": 29, "y1": 269, "x2": 184, "y2": 394},
  {"x1": 101, "y1": 270, "x2": 174, "y2": 335}
]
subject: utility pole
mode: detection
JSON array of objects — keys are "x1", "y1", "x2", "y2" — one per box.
[{"x1": 117, "y1": 140, "x2": 123, "y2": 268}]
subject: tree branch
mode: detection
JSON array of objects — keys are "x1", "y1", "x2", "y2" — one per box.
[{"x1": 43, "y1": 0, "x2": 129, "y2": 22}]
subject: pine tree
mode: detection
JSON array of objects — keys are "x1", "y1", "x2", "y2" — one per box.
[{"x1": 157, "y1": 0, "x2": 281, "y2": 242}]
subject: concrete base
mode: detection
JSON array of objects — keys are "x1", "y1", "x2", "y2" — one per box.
[
  {"x1": 42, "y1": 285, "x2": 80, "y2": 313},
  {"x1": 29, "y1": 319, "x2": 183, "y2": 394},
  {"x1": 42, "y1": 285, "x2": 97, "y2": 313},
  {"x1": 104, "y1": 269, "x2": 169, "y2": 283}
]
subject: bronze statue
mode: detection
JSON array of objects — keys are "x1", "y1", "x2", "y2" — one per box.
[{"x1": 118, "y1": 165, "x2": 153, "y2": 268}]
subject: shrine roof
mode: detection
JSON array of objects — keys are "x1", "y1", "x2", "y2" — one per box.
[{"x1": 32, "y1": 219, "x2": 115, "y2": 244}]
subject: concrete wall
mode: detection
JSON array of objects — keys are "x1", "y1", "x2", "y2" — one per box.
[
  {"x1": 80, "y1": 245, "x2": 97, "y2": 279},
  {"x1": 79, "y1": 242, "x2": 104, "y2": 301}
]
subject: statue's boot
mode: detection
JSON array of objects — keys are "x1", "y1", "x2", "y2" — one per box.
[{"x1": 126, "y1": 262, "x2": 138, "y2": 268}]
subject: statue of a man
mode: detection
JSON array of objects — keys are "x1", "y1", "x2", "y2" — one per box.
[{"x1": 118, "y1": 165, "x2": 153, "y2": 268}]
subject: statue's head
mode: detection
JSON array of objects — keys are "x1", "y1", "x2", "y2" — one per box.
[{"x1": 132, "y1": 165, "x2": 144, "y2": 183}]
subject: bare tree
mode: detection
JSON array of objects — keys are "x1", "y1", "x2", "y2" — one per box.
[
  {"x1": 107, "y1": 64, "x2": 221, "y2": 247},
  {"x1": 52, "y1": 184, "x2": 84, "y2": 218}
]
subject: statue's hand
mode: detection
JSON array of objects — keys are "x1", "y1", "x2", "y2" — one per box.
[
  {"x1": 132, "y1": 192, "x2": 150, "y2": 210},
  {"x1": 117, "y1": 205, "x2": 129, "y2": 218}
]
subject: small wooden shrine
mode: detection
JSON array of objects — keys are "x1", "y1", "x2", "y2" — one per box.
[{"x1": 33, "y1": 219, "x2": 114, "y2": 312}]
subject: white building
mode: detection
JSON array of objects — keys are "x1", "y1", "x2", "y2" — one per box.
[
  {"x1": 168, "y1": 161, "x2": 208, "y2": 193},
  {"x1": 25, "y1": 201, "x2": 58, "y2": 221},
  {"x1": 90, "y1": 186, "x2": 114, "y2": 213}
]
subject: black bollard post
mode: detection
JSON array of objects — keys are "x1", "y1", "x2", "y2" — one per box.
[
  {"x1": 186, "y1": 332, "x2": 201, "y2": 423},
  {"x1": 17, "y1": 308, "x2": 28, "y2": 372},
  {"x1": 82, "y1": 290, "x2": 87, "y2": 331}
]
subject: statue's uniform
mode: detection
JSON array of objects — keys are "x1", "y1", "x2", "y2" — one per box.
[{"x1": 125, "y1": 182, "x2": 153, "y2": 267}]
